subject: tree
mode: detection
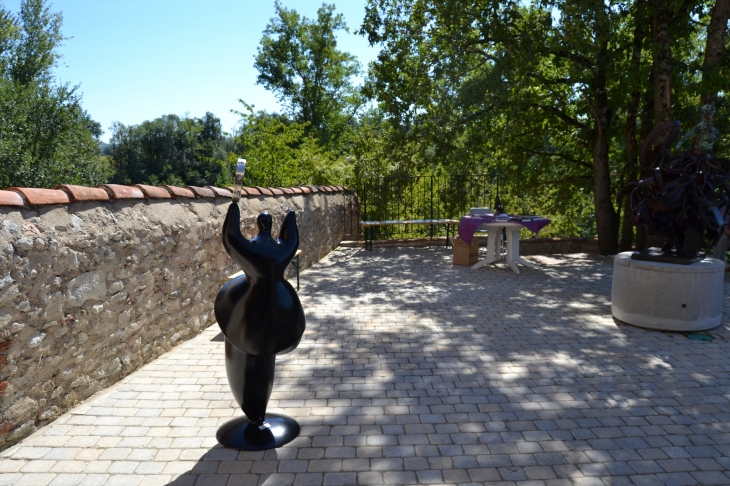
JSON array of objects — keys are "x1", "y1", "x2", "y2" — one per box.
[
  {"x1": 8, "y1": 0, "x2": 63, "y2": 85},
  {"x1": 0, "y1": 8, "x2": 17, "y2": 72},
  {"x1": 360, "y1": 0, "x2": 721, "y2": 252},
  {"x1": 699, "y1": 0, "x2": 730, "y2": 107},
  {"x1": 0, "y1": 0, "x2": 107, "y2": 189},
  {"x1": 361, "y1": 0, "x2": 630, "y2": 252},
  {"x1": 231, "y1": 102, "x2": 351, "y2": 187},
  {"x1": 254, "y1": 1, "x2": 362, "y2": 147},
  {"x1": 109, "y1": 113, "x2": 231, "y2": 187},
  {"x1": 619, "y1": 0, "x2": 649, "y2": 251}
]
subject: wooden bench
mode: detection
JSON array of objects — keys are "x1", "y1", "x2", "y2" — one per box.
[
  {"x1": 360, "y1": 219, "x2": 460, "y2": 251},
  {"x1": 228, "y1": 249, "x2": 303, "y2": 290}
]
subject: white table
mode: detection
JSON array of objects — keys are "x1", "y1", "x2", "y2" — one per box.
[{"x1": 470, "y1": 222, "x2": 533, "y2": 274}]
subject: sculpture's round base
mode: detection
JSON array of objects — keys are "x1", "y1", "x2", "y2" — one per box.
[
  {"x1": 611, "y1": 252, "x2": 724, "y2": 331},
  {"x1": 216, "y1": 413, "x2": 300, "y2": 451}
]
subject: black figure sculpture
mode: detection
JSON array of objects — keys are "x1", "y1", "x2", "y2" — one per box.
[{"x1": 214, "y1": 202, "x2": 306, "y2": 450}]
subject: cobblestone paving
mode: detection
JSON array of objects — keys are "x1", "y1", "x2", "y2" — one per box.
[{"x1": 2, "y1": 247, "x2": 730, "y2": 486}]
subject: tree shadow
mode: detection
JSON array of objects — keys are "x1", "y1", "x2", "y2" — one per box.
[{"x1": 165, "y1": 246, "x2": 730, "y2": 485}]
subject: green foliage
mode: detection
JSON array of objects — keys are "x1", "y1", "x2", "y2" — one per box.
[
  {"x1": 232, "y1": 102, "x2": 351, "y2": 187},
  {"x1": 109, "y1": 112, "x2": 232, "y2": 187},
  {"x1": 0, "y1": 0, "x2": 107, "y2": 189},
  {"x1": 0, "y1": 79, "x2": 109, "y2": 189},
  {"x1": 254, "y1": 1, "x2": 362, "y2": 148},
  {"x1": 9, "y1": 0, "x2": 63, "y2": 85},
  {"x1": 357, "y1": 0, "x2": 724, "y2": 244}
]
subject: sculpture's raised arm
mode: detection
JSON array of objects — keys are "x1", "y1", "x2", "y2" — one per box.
[
  {"x1": 222, "y1": 203, "x2": 256, "y2": 270},
  {"x1": 277, "y1": 210, "x2": 299, "y2": 254}
]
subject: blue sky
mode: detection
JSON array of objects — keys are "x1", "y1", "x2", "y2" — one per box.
[{"x1": 3, "y1": 0, "x2": 379, "y2": 141}]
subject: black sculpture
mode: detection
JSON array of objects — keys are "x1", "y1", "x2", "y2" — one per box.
[
  {"x1": 618, "y1": 113, "x2": 730, "y2": 264},
  {"x1": 214, "y1": 202, "x2": 305, "y2": 450}
]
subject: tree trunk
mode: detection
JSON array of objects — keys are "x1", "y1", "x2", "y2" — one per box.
[
  {"x1": 700, "y1": 0, "x2": 730, "y2": 106},
  {"x1": 590, "y1": 11, "x2": 618, "y2": 255},
  {"x1": 593, "y1": 127, "x2": 618, "y2": 255},
  {"x1": 641, "y1": 0, "x2": 673, "y2": 250},
  {"x1": 635, "y1": 82, "x2": 655, "y2": 250},
  {"x1": 651, "y1": 1, "x2": 672, "y2": 125},
  {"x1": 619, "y1": 7, "x2": 646, "y2": 252}
]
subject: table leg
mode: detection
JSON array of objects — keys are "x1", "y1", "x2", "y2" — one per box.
[
  {"x1": 505, "y1": 227, "x2": 522, "y2": 274},
  {"x1": 471, "y1": 228, "x2": 499, "y2": 269},
  {"x1": 508, "y1": 227, "x2": 533, "y2": 269},
  {"x1": 515, "y1": 256, "x2": 534, "y2": 268}
]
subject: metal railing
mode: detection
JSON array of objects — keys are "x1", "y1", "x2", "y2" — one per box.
[{"x1": 352, "y1": 173, "x2": 494, "y2": 241}]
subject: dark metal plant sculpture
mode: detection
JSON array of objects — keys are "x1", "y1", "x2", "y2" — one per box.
[{"x1": 618, "y1": 107, "x2": 730, "y2": 263}]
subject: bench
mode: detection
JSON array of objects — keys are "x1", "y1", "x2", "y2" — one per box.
[
  {"x1": 360, "y1": 219, "x2": 460, "y2": 251},
  {"x1": 228, "y1": 249, "x2": 303, "y2": 290}
]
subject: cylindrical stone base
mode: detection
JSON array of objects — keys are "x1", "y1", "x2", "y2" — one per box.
[{"x1": 611, "y1": 252, "x2": 724, "y2": 331}]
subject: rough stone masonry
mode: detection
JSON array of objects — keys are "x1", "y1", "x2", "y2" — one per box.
[{"x1": 0, "y1": 186, "x2": 358, "y2": 449}]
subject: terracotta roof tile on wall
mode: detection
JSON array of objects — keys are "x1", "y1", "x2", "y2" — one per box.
[
  {"x1": 254, "y1": 186, "x2": 273, "y2": 196},
  {"x1": 0, "y1": 190, "x2": 25, "y2": 206},
  {"x1": 56, "y1": 184, "x2": 109, "y2": 202},
  {"x1": 161, "y1": 185, "x2": 195, "y2": 198},
  {"x1": 8, "y1": 187, "x2": 70, "y2": 205},
  {"x1": 135, "y1": 184, "x2": 171, "y2": 199},
  {"x1": 207, "y1": 186, "x2": 232, "y2": 198},
  {"x1": 0, "y1": 183, "x2": 348, "y2": 206},
  {"x1": 100, "y1": 184, "x2": 145, "y2": 200},
  {"x1": 187, "y1": 186, "x2": 215, "y2": 198}
]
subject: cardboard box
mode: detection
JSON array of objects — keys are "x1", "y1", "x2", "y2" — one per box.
[{"x1": 452, "y1": 237, "x2": 479, "y2": 265}]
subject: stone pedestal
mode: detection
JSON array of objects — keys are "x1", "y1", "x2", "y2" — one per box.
[{"x1": 611, "y1": 252, "x2": 724, "y2": 331}]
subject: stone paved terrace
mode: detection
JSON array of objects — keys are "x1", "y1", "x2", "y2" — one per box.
[{"x1": 2, "y1": 247, "x2": 730, "y2": 486}]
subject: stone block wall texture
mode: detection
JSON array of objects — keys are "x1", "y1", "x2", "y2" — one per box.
[
  {"x1": 517, "y1": 237, "x2": 599, "y2": 255},
  {"x1": 0, "y1": 183, "x2": 358, "y2": 449}
]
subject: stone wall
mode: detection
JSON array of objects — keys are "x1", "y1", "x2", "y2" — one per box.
[
  {"x1": 517, "y1": 237, "x2": 600, "y2": 255},
  {"x1": 0, "y1": 184, "x2": 358, "y2": 449}
]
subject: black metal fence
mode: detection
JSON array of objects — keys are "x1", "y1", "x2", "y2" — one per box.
[{"x1": 350, "y1": 173, "x2": 494, "y2": 241}]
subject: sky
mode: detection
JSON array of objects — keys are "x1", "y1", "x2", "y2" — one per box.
[{"x1": 4, "y1": 0, "x2": 380, "y2": 142}]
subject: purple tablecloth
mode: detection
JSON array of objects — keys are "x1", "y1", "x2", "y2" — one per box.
[{"x1": 458, "y1": 215, "x2": 551, "y2": 245}]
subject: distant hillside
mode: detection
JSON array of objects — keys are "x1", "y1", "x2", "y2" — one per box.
[{"x1": 99, "y1": 141, "x2": 112, "y2": 156}]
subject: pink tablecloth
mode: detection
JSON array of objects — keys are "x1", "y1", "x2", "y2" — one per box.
[{"x1": 458, "y1": 215, "x2": 551, "y2": 245}]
